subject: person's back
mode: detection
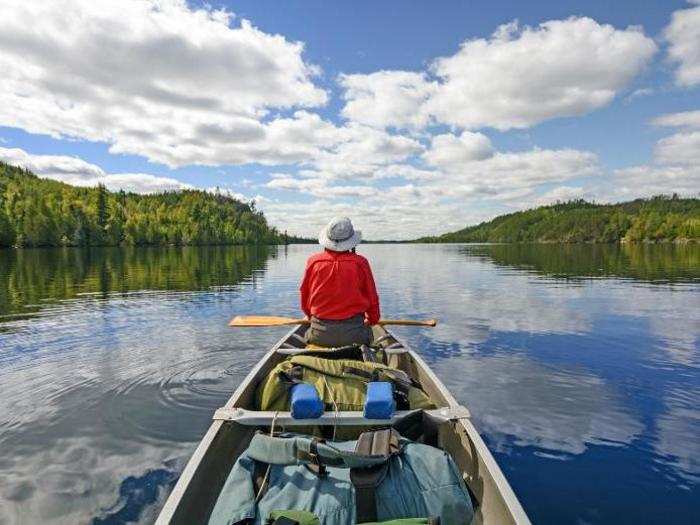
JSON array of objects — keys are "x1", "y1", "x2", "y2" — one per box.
[{"x1": 300, "y1": 217, "x2": 380, "y2": 347}]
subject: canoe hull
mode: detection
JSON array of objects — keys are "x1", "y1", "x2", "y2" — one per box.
[{"x1": 156, "y1": 325, "x2": 530, "y2": 525}]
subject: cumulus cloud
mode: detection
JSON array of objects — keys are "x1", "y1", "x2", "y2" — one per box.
[
  {"x1": 340, "y1": 17, "x2": 656, "y2": 131},
  {"x1": 0, "y1": 147, "x2": 192, "y2": 193},
  {"x1": 534, "y1": 186, "x2": 589, "y2": 206},
  {"x1": 654, "y1": 131, "x2": 700, "y2": 165},
  {"x1": 262, "y1": 142, "x2": 602, "y2": 238},
  {"x1": 607, "y1": 164, "x2": 700, "y2": 200},
  {"x1": 592, "y1": 115, "x2": 700, "y2": 201},
  {"x1": 647, "y1": 109, "x2": 700, "y2": 169},
  {"x1": 0, "y1": 0, "x2": 326, "y2": 167},
  {"x1": 310, "y1": 123, "x2": 424, "y2": 180},
  {"x1": 339, "y1": 71, "x2": 437, "y2": 129},
  {"x1": 266, "y1": 175, "x2": 374, "y2": 198},
  {"x1": 590, "y1": 108, "x2": 700, "y2": 202},
  {"x1": 652, "y1": 110, "x2": 700, "y2": 129},
  {"x1": 664, "y1": 2, "x2": 700, "y2": 87},
  {"x1": 422, "y1": 135, "x2": 600, "y2": 188},
  {"x1": 423, "y1": 132, "x2": 495, "y2": 166}
]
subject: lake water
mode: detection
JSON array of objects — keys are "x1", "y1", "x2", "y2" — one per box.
[{"x1": 0, "y1": 243, "x2": 698, "y2": 524}]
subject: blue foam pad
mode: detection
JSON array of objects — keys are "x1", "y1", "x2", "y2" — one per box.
[
  {"x1": 363, "y1": 381, "x2": 395, "y2": 419},
  {"x1": 290, "y1": 383, "x2": 324, "y2": 419}
]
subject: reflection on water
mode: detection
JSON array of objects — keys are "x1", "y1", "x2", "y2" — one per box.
[
  {"x1": 463, "y1": 242, "x2": 700, "y2": 282},
  {"x1": 0, "y1": 243, "x2": 698, "y2": 524},
  {"x1": 0, "y1": 246, "x2": 275, "y2": 320}
]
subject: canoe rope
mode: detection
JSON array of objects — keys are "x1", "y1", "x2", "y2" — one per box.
[
  {"x1": 322, "y1": 375, "x2": 339, "y2": 441},
  {"x1": 255, "y1": 410, "x2": 279, "y2": 503}
]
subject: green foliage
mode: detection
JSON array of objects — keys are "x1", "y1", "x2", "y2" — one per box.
[
  {"x1": 419, "y1": 197, "x2": 700, "y2": 243},
  {"x1": 0, "y1": 161, "x2": 283, "y2": 247}
]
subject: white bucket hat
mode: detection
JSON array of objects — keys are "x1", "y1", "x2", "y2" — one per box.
[{"x1": 318, "y1": 217, "x2": 362, "y2": 251}]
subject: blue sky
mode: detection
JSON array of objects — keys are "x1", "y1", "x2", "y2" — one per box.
[{"x1": 0, "y1": 0, "x2": 698, "y2": 238}]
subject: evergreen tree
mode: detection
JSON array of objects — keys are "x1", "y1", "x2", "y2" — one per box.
[{"x1": 0, "y1": 161, "x2": 285, "y2": 247}]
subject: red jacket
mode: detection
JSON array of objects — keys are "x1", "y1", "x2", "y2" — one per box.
[{"x1": 300, "y1": 249, "x2": 380, "y2": 325}]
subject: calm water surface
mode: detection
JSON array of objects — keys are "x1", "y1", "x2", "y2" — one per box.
[{"x1": 0, "y1": 244, "x2": 698, "y2": 524}]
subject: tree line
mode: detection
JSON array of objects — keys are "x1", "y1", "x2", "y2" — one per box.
[
  {"x1": 0, "y1": 161, "x2": 300, "y2": 247},
  {"x1": 418, "y1": 197, "x2": 700, "y2": 243}
]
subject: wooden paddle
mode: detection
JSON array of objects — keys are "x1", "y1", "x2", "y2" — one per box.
[{"x1": 229, "y1": 315, "x2": 437, "y2": 327}]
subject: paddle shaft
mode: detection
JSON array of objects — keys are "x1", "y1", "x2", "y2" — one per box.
[{"x1": 229, "y1": 315, "x2": 437, "y2": 327}]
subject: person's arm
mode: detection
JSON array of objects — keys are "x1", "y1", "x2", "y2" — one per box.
[
  {"x1": 300, "y1": 262, "x2": 312, "y2": 318},
  {"x1": 361, "y1": 259, "x2": 380, "y2": 325}
]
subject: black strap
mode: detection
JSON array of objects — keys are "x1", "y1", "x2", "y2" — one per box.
[
  {"x1": 349, "y1": 429, "x2": 400, "y2": 523},
  {"x1": 360, "y1": 344, "x2": 377, "y2": 363},
  {"x1": 351, "y1": 464, "x2": 385, "y2": 522},
  {"x1": 304, "y1": 437, "x2": 327, "y2": 478},
  {"x1": 296, "y1": 344, "x2": 364, "y2": 361},
  {"x1": 278, "y1": 366, "x2": 305, "y2": 386}
]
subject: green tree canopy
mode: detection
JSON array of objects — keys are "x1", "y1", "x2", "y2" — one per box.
[
  {"x1": 418, "y1": 197, "x2": 700, "y2": 243},
  {"x1": 0, "y1": 161, "x2": 283, "y2": 247}
]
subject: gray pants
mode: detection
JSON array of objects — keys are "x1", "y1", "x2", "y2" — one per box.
[{"x1": 305, "y1": 314, "x2": 371, "y2": 347}]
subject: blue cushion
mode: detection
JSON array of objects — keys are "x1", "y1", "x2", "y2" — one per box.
[
  {"x1": 364, "y1": 382, "x2": 395, "y2": 419},
  {"x1": 290, "y1": 383, "x2": 324, "y2": 419}
]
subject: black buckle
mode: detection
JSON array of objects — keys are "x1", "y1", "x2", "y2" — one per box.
[{"x1": 306, "y1": 438, "x2": 327, "y2": 478}]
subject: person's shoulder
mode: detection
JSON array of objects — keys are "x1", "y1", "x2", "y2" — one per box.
[
  {"x1": 306, "y1": 250, "x2": 331, "y2": 265},
  {"x1": 350, "y1": 252, "x2": 370, "y2": 265}
]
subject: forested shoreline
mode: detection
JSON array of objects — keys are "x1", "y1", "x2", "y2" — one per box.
[
  {"x1": 3, "y1": 161, "x2": 699, "y2": 247},
  {"x1": 0, "y1": 162, "x2": 300, "y2": 247},
  {"x1": 418, "y1": 197, "x2": 700, "y2": 243}
]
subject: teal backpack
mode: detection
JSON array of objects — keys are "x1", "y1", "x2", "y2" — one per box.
[{"x1": 208, "y1": 429, "x2": 474, "y2": 525}]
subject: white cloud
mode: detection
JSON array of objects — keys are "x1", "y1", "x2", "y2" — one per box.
[
  {"x1": 422, "y1": 132, "x2": 494, "y2": 166},
  {"x1": 261, "y1": 143, "x2": 601, "y2": 238},
  {"x1": 624, "y1": 87, "x2": 655, "y2": 104},
  {"x1": 0, "y1": 0, "x2": 326, "y2": 167},
  {"x1": 654, "y1": 131, "x2": 700, "y2": 165},
  {"x1": 533, "y1": 186, "x2": 588, "y2": 206},
  {"x1": 340, "y1": 17, "x2": 656, "y2": 131},
  {"x1": 598, "y1": 108, "x2": 700, "y2": 201},
  {"x1": 339, "y1": 71, "x2": 437, "y2": 129},
  {"x1": 266, "y1": 175, "x2": 375, "y2": 198},
  {"x1": 0, "y1": 147, "x2": 192, "y2": 193},
  {"x1": 422, "y1": 136, "x2": 600, "y2": 189},
  {"x1": 608, "y1": 164, "x2": 700, "y2": 199},
  {"x1": 664, "y1": 2, "x2": 700, "y2": 87},
  {"x1": 309, "y1": 123, "x2": 424, "y2": 180},
  {"x1": 652, "y1": 109, "x2": 700, "y2": 129}
]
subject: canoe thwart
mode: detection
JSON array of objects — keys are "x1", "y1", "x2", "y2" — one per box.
[
  {"x1": 277, "y1": 346, "x2": 408, "y2": 356},
  {"x1": 212, "y1": 406, "x2": 470, "y2": 426}
]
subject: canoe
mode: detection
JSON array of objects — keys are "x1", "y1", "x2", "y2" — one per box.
[{"x1": 156, "y1": 325, "x2": 531, "y2": 525}]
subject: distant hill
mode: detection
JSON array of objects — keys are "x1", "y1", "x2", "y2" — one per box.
[
  {"x1": 417, "y1": 197, "x2": 700, "y2": 243},
  {"x1": 0, "y1": 161, "x2": 295, "y2": 248}
]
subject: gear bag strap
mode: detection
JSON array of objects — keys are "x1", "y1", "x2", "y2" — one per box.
[
  {"x1": 350, "y1": 429, "x2": 401, "y2": 523},
  {"x1": 245, "y1": 431, "x2": 402, "y2": 470}
]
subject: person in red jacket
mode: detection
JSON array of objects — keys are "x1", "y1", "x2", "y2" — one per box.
[{"x1": 300, "y1": 217, "x2": 380, "y2": 347}]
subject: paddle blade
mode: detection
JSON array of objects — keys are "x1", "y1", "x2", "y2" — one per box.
[
  {"x1": 229, "y1": 315, "x2": 308, "y2": 327},
  {"x1": 379, "y1": 318, "x2": 438, "y2": 327}
]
